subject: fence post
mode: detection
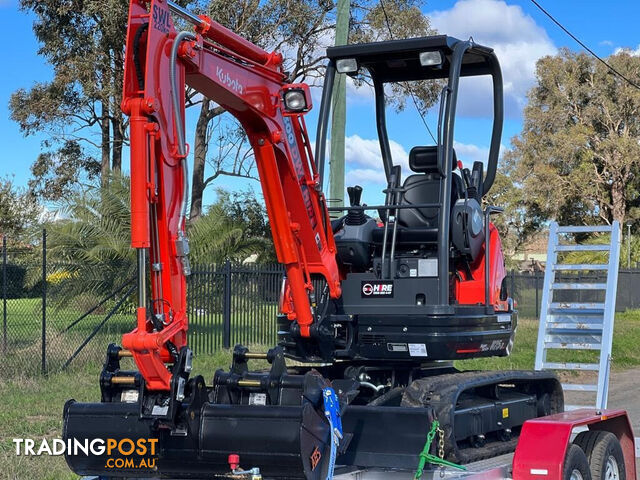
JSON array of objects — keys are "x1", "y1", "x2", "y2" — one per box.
[
  {"x1": 223, "y1": 260, "x2": 231, "y2": 349},
  {"x1": 41, "y1": 229, "x2": 47, "y2": 376},
  {"x1": 2, "y1": 235, "x2": 6, "y2": 353}
]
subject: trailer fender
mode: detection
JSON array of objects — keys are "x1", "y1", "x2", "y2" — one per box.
[{"x1": 513, "y1": 409, "x2": 636, "y2": 480}]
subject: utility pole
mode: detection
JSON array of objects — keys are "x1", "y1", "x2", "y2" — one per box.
[
  {"x1": 627, "y1": 223, "x2": 632, "y2": 268},
  {"x1": 329, "y1": 0, "x2": 349, "y2": 218}
]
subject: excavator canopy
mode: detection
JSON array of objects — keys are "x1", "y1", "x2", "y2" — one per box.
[{"x1": 326, "y1": 35, "x2": 498, "y2": 82}]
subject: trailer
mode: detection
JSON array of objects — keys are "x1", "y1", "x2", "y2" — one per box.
[{"x1": 333, "y1": 409, "x2": 637, "y2": 480}]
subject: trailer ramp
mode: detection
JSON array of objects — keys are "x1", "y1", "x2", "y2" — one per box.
[{"x1": 534, "y1": 222, "x2": 621, "y2": 410}]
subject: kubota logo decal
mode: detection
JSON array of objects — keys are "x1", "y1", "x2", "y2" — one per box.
[
  {"x1": 361, "y1": 281, "x2": 394, "y2": 298},
  {"x1": 216, "y1": 67, "x2": 244, "y2": 95}
]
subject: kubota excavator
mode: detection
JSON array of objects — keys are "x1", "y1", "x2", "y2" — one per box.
[{"x1": 63, "y1": 0, "x2": 563, "y2": 478}]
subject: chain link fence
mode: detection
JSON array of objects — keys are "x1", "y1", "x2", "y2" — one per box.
[
  {"x1": 507, "y1": 270, "x2": 640, "y2": 318},
  {"x1": 2, "y1": 231, "x2": 639, "y2": 377},
  {"x1": 1, "y1": 232, "x2": 284, "y2": 377}
]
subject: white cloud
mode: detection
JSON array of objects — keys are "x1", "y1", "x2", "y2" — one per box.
[
  {"x1": 346, "y1": 168, "x2": 387, "y2": 186},
  {"x1": 454, "y1": 141, "x2": 489, "y2": 166},
  {"x1": 344, "y1": 134, "x2": 409, "y2": 181},
  {"x1": 614, "y1": 45, "x2": 640, "y2": 56},
  {"x1": 428, "y1": 0, "x2": 556, "y2": 118},
  {"x1": 343, "y1": 136, "x2": 502, "y2": 187},
  {"x1": 454, "y1": 141, "x2": 508, "y2": 169},
  {"x1": 344, "y1": 134, "x2": 408, "y2": 185}
]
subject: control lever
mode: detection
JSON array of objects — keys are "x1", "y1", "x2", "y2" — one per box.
[
  {"x1": 462, "y1": 168, "x2": 472, "y2": 189},
  {"x1": 470, "y1": 161, "x2": 484, "y2": 200},
  {"x1": 345, "y1": 185, "x2": 366, "y2": 226},
  {"x1": 347, "y1": 185, "x2": 363, "y2": 207}
]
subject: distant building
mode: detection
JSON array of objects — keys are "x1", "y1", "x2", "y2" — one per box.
[{"x1": 512, "y1": 231, "x2": 548, "y2": 272}]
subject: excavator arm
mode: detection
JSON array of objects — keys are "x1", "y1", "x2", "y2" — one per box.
[{"x1": 121, "y1": 0, "x2": 341, "y2": 391}]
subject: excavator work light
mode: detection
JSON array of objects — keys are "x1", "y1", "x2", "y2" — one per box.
[
  {"x1": 336, "y1": 58, "x2": 358, "y2": 73},
  {"x1": 419, "y1": 50, "x2": 443, "y2": 67},
  {"x1": 281, "y1": 84, "x2": 312, "y2": 114}
]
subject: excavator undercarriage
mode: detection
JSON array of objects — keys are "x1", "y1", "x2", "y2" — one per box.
[{"x1": 65, "y1": 345, "x2": 563, "y2": 478}]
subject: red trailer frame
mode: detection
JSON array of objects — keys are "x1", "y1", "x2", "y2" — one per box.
[{"x1": 513, "y1": 409, "x2": 636, "y2": 480}]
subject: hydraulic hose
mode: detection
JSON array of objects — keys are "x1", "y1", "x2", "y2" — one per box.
[{"x1": 170, "y1": 31, "x2": 196, "y2": 233}]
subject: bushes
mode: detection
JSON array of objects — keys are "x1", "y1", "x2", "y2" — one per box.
[{"x1": 2, "y1": 263, "x2": 43, "y2": 299}]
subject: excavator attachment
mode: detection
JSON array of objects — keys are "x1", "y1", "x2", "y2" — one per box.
[{"x1": 64, "y1": 347, "x2": 337, "y2": 479}]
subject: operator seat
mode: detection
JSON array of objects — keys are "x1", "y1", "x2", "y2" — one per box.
[
  {"x1": 371, "y1": 146, "x2": 463, "y2": 246},
  {"x1": 396, "y1": 145, "x2": 463, "y2": 229}
]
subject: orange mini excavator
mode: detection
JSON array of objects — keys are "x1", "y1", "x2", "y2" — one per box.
[{"x1": 63, "y1": 1, "x2": 562, "y2": 478}]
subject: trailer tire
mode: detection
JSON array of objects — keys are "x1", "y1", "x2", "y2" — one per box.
[
  {"x1": 563, "y1": 444, "x2": 592, "y2": 480},
  {"x1": 574, "y1": 431, "x2": 626, "y2": 480}
]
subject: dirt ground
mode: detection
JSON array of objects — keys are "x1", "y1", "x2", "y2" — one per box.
[
  {"x1": 609, "y1": 368, "x2": 640, "y2": 477},
  {"x1": 608, "y1": 368, "x2": 640, "y2": 434},
  {"x1": 561, "y1": 367, "x2": 640, "y2": 434}
]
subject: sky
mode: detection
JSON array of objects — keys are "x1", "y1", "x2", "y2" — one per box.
[{"x1": 1, "y1": 0, "x2": 640, "y2": 209}]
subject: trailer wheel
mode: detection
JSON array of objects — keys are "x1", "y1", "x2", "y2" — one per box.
[
  {"x1": 574, "y1": 431, "x2": 626, "y2": 480},
  {"x1": 564, "y1": 444, "x2": 592, "y2": 480}
]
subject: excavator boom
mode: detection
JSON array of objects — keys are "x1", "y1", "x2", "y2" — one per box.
[{"x1": 121, "y1": 0, "x2": 340, "y2": 390}]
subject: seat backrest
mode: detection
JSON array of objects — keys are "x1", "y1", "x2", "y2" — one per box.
[{"x1": 397, "y1": 146, "x2": 461, "y2": 229}]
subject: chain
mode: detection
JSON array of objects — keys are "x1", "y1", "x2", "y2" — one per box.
[
  {"x1": 437, "y1": 426, "x2": 445, "y2": 459},
  {"x1": 437, "y1": 426, "x2": 446, "y2": 478}
]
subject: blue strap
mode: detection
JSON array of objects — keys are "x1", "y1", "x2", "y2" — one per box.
[{"x1": 323, "y1": 387, "x2": 343, "y2": 480}]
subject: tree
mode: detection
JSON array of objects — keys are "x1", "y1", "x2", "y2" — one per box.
[
  {"x1": 188, "y1": 0, "x2": 439, "y2": 220},
  {"x1": 10, "y1": 0, "x2": 130, "y2": 193},
  {"x1": 0, "y1": 177, "x2": 41, "y2": 239},
  {"x1": 349, "y1": 0, "x2": 440, "y2": 115},
  {"x1": 484, "y1": 169, "x2": 543, "y2": 259},
  {"x1": 505, "y1": 49, "x2": 640, "y2": 229},
  {"x1": 188, "y1": 202, "x2": 271, "y2": 265},
  {"x1": 28, "y1": 140, "x2": 101, "y2": 201},
  {"x1": 44, "y1": 174, "x2": 136, "y2": 303},
  {"x1": 43, "y1": 175, "x2": 268, "y2": 303},
  {"x1": 213, "y1": 188, "x2": 271, "y2": 240}
]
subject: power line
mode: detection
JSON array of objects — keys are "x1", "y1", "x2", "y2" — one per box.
[
  {"x1": 378, "y1": 0, "x2": 438, "y2": 144},
  {"x1": 530, "y1": 0, "x2": 640, "y2": 91}
]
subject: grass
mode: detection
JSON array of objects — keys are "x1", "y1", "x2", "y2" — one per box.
[
  {"x1": 1, "y1": 297, "x2": 279, "y2": 377},
  {"x1": 0, "y1": 347, "x2": 265, "y2": 480},
  {"x1": 455, "y1": 309, "x2": 640, "y2": 371},
  {"x1": 1, "y1": 309, "x2": 639, "y2": 479}
]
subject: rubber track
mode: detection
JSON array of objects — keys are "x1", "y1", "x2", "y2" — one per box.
[{"x1": 401, "y1": 370, "x2": 564, "y2": 464}]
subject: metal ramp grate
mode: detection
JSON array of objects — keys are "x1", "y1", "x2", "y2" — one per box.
[{"x1": 534, "y1": 222, "x2": 621, "y2": 410}]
